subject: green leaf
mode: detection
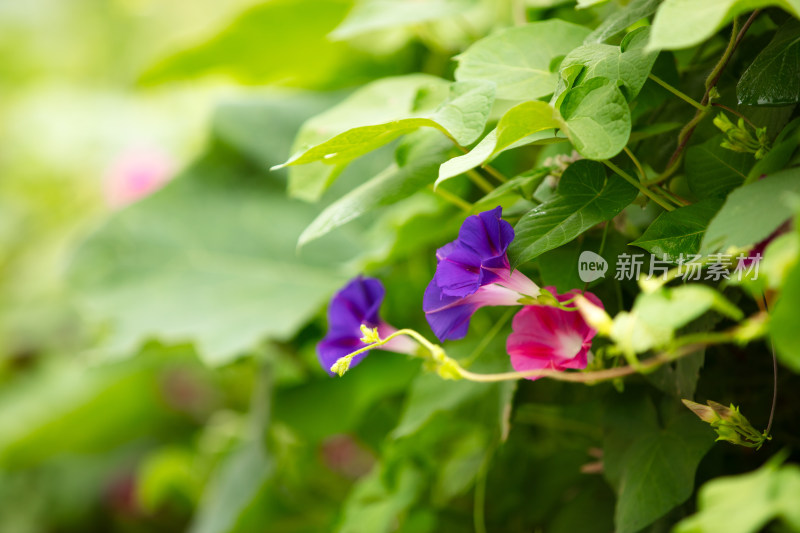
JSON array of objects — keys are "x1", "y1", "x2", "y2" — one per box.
[
  {"x1": 432, "y1": 429, "x2": 487, "y2": 503},
  {"x1": 392, "y1": 374, "x2": 495, "y2": 439},
  {"x1": 189, "y1": 440, "x2": 271, "y2": 533},
  {"x1": 770, "y1": 234, "x2": 800, "y2": 372},
  {"x1": 585, "y1": 0, "x2": 661, "y2": 43},
  {"x1": 473, "y1": 167, "x2": 550, "y2": 210},
  {"x1": 330, "y1": 0, "x2": 476, "y2": 39},
  {"x1": 558, "y1": 77, "x2": 632, "y2": 159},
  {"x1": 685, "y1": 135, "x2": 754, "y2": 199},
  {"x1": 675, "y1": 455, "x2": 800, "y2": 533},
  {"x1": 0, "y1": 358, "x2": 171, "y2": 467},
  {"x1": 738, "y1": 19, "x2": 800, "y2": 105},
  {"x1": 213, "y1": 93, "x2": 339, "y2": 171},
  {"x1": 747, "y1": 117, "x2": 800, "y2": 180},
  {"x1": 509, "y1": 160, "x2": 637, "y2": 267},
  {"x1": 634, "y1": 286, "x2": 742, "y2": 330},
  {"x1": 298, "y1": 130, "x2": 453, "y2": 246},
  {"x1": 646, "y1": 350, "x2": 705, "y2": 398},
  {"x1": 701, "y1": 167, "x2": 800, "y2": 253},
  {"x1": 649, "y1": 0, "x2": 800, "y2": 51},
  {"x1": 604, "y1": 397, "x2": 715, "y2": 533},
  {"x1": 559, "y1": 27, "x2": 658, "y2": 101},
  {"x1": 611, "y1": 285, "x2": 741, "y2": 354},
  {"x1": 454, "y1": 20, "x2": 591, "y2": 101},
  {"x1": 139, "y1": 0, "x2": 381, "y2": 87},
  {"x1": 436, "y1": 100, "x2": 560, "y2": 186},
  {"x1": 281, "y1": 75, "x2": 484, "y2": 201},
  {"x1": 337, "y1": 462, "x2": 425, "y2": 533},
  {"x1": 137, "y1": 447, "x2": 201, "y2": 513},
  {"x1": 69, "y1": 156, "x2": 361, "y2": 366},
  {"x1": 273, "y1": 356, "x2": 419, "y2": 442},
  {"x1": 278, "y1": 79, "x2": 493, "y2": 168},
  {"x1": 630, "y1": 199, "x2": 723, "y2": 261}
]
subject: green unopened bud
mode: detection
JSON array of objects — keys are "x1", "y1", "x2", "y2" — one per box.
[
  {"x1": 574, "y1": 295, "x2": 613, "y2": 336},
  {"x1": 359, "y1": 324, "x2": 381, "y2": 344},
  {"x1": 706, "y1": 400, "x2": 736, "y2": 423},
  {"x1": 683, "y1": 399, "x2": 767, "y2": 448},
  {"x1": 714, "y1": 424, "x2": 748, "y2": 447},
  {"x1": 713, "y1": 113, "x2": 734, "y2": 133},
  {"x1": 536, "y1": 288, "x2": 559, "y2": 307},
  {"x1": 682, "y1": 399, "x2": 721, "y2": 424}
]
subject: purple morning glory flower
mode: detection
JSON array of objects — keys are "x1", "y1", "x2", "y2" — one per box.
[
  {"x1": 318, "y1": 276, "x2": 415, "y2": 376},
  {"x1": 424, "y1": 207, "x2": 540, "y2": 341}
]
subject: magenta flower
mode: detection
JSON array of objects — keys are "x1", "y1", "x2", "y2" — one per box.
[
  {"x1": 424, "y1": 207, "x2": 540, "y2": 341},
  {"x1": 506, "y1": 287, "x2": 603, "y2": 380},
  {"x1": 318, "y1": 276, "x2": 415, "y2": 376},
  {"x1": 105, "y1": 147, "x2": 174, "y2": 208},
  {"x1": 736, "y1": 220, "x2": 792, "y2": 269}
]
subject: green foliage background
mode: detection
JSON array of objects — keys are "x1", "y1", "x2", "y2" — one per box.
[{"x1": 2, "y1": 0, "x2": 800, "y2": 532}]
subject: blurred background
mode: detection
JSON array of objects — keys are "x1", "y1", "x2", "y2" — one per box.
[{"x1": 0, "y1": 1, "x2": 520, "y2": 531}]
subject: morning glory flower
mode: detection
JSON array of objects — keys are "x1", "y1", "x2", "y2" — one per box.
[
  {"x1": 317, "y1": 276, "x2": 415, "y2": 376},
  {"x1": 105, "y1": 147, "x2": 174, "y2": 208},
  {"x1": 424, "y1": 206, "x2": 540, "y2": 341},
  {"x1": 506, "y1": 287, "x2": 603, "y2": 380}
]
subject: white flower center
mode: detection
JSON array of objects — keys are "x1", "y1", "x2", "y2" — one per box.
[{"x1": 557, "y1": 333, "x2": 584, "y2": 359}]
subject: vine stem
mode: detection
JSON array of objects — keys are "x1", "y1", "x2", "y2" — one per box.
[
  {"x1": 473, "y1": 442, "x2": 495, "y2": 533},
  {"x1": 457, "y1": 343, "x2": 706, "y2": 383},
  {"x1": 711, "y1": 103, "x2": 759, "y2": 129},
  {"x1": 427, "y1": 184, "x2": 472, "y2": 211},
  {"x1": 603, "y1": 160, "x2": 676, "y2": 211},
  {"x1": 623, "y1": 147, "x2": 648, "y2": 182},
  {"x1": 661, "y1": 10, "x2": 760, "y2": 177},
  {"x1": 763, "y1": 293, "x2": 778, "y2": 436},
  {"x1": 647, "y1": 74, "x2": 708, "y2": 112},
  {"x1": 656, "y1": 185, "x2": 689, "y2": 207},
  {"x1": 482, "y1": 163, "x2": 509, "y2": 183},
  {"x1": 467, "y1": 169, "x2": 495, "y2": 193}
]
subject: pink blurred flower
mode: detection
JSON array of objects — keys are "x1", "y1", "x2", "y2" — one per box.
[
  {"x1": 105, "y1": 147, "x2": 174, "y2": 208},
  {"x1": 506, "y1": 287, "x2": 603, "y2": 380}
]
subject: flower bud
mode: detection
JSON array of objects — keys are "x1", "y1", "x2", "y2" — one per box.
[{"x1": 574, "y1": 295, "x2": 613, "y2": 336}]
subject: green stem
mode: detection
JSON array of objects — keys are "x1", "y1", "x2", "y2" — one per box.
[
  {"x1": 456, "y1": 344, "x2": 701, "y2": 383},
  {"x1": 763, "y1": 294, "x2": 778, "y2": 436},
  {"x1": 428, "y1": 185, "x2": 472, "y2": 211},
  {"x1": 584, "y1": 222, "x2": 611, "y2": 292},
  {"x1": 655, "y1": 185, "x2": 689, "y2": 207},
  {"x1": 711, "y1": 103, "x2": 758, "y2": 129},
  {"x1": 603, "y1": 160, "x2": 676, "y2": 211},
  {"x1": 662, "y1": 11, "x2": 759, "y2": 176},
  {"x1": 482, "y1": 163, "x2": 509, "y2": 183},
  {"x1": 648, "y1": 74, "x2": 708, "y2": 112},
  {"x1": 462, "y1": 309, "x2": 515, "y2": 367},
  {"x1": 473, "y1": 443, "x2": 494, "y2": 533},
  {"x1": 624, "y1": 147, "x2": 648, "y2": 182},
  {"x1": 467, "y1": 169, "x2": 495, "y2": 193}
]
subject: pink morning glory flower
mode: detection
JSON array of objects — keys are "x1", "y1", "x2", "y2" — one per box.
[
  {"x1": 105, "y1": 147, "x2": 174, "y2": 208},
  {"x1": 424, "y1": 206, "x2": 540, "y2": 341},
  {"x1": 318, "y1": 276, "x2": 415, "y2": 376},
  {"x1": 506, "y1": 287, "x2": 603, "y2": 380}
]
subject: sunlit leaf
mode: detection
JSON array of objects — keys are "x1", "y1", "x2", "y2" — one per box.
[
  {"x1": 558, "y1": 77, "x2": 632, "y2": 159},
  {"x1": 455, "y1": 20, "x2": 591, "y2": 101}
]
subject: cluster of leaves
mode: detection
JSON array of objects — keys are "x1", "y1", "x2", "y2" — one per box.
[{"x1": 4, "y1": 0, "x2": 800, "y2": 532}]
